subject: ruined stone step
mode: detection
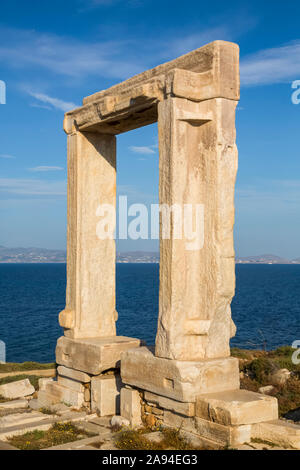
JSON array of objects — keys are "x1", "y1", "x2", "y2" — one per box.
[
  {"x1": 251, "y1": 419, "x2": 300, "y2": 450},
  {"x1": 0, "y1": 411, "x2": 50, "y2": 429},
  {"x1": 43, "y1": 435, "x2": 108, "y2": 450},
  {"x1": 196, "y1": 389, "x2": 278, "y2": 426},
  {"x1": 0, "y1": 399, "x2": 28, "y2": 410},
  {"x1": 0, "y1": 411, "x2": 89, "y2": 441}
]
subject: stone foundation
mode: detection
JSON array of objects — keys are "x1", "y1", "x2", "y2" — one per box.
[
  {"x1": 121, "y1": 346, "x2": 240, "y2": 401},
  {"x1": 118, "y1": 383, "x2": 280, "y2": 448},
  {"x1": 38, "y1": 336, "x2": 139, "y2": 414}
]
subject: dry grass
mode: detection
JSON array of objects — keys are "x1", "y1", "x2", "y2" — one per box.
[
  {"x1": 0, "y1": 362, "x2": 55, "y2": 373},
  {"x1": 232, "y1": 346, "x2": 300, "y2": 417},
  {"x1": 114, "y1": 427, "x2": 204, "y2": 450},
  {"x1": 8, "y1": 422, "x2": 93, "y2": 450},
  {"x1": 39, "y1": 407, "x2": 56, "y2": 415}
]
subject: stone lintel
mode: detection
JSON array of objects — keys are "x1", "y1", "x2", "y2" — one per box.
[
  {"x1": 121, "y1": 347, "x2": 240, "y2": 403},
  {"x1": 144, "y1": 391, "x2": 195, "y2": 417},
  {"x1": 63, "y1": 40, "x2": 239, "y2": 135},
  {"x1": 56, "y1": 336, "x2": 142, "y2": 375},
  {"x1": 57, "y1": 366, "x2": 91, "y2": 383},
  {"x1": 196, "y1": 389, "x2": 278, "y2": 426}
]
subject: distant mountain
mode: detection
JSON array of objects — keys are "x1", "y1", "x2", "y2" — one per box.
[
  {"x1": 0, "y1": 247, "x2": 299, "y2": 264},
  {"x1": 0, "y1": 247, "x2": 159, "y2": 264},
  {"x1": 236, "y1": 254, "x2": 300, "y2": 264},
  {"x1": 117, "y1": 251, "x2": 159, "y2": 263},
  {"x1": 0, "y1": 246, "x2": 66, "y2": 263}
]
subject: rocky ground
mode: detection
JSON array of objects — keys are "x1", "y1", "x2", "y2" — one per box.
[
  {"x1": 0, "y1": 348, "x2": 299, "y2": 451},
  {"x1": 231, "y1": 346, "x2": 300, "y2": 421}
]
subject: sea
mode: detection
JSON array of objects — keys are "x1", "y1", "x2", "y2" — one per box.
[{"x1": 0, "y1": 263, "x2": 299, "y2": 363}]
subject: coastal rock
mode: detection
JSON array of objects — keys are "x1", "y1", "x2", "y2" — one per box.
[
  {"x1": 259, "y1": 385, "x2": 275, "y2": 395},
  {"x1": 111, "y1": 415, "x2": 130, "y2": 428},
  {"x1": 0, "y1": 379, "x2": 35, "y2": 399},
  {"x1": 270, "y1": 369, "x2": 291, "y2": 386}
]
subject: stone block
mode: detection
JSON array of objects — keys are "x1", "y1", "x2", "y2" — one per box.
[
  {"x1": 251, "y1": 420, "x2": 300, "y2": 450},
  {"x1": 57, "y1": 376, "x2": 85, "y2": 393},
  {"x1": 29, "y1": 399, "x2": 41, "y2": 411},
  {"x1": 0, "y1": 379, "x2": 35, "y2": 399},
  {"x1": 259, "y1": 385, "x2": 275, "y2": 395},
  {"x1": 38, "y1": 378, "x2": 54, "y2": 391},
  {"x1": 37, "y1": 382, "x2": 84, "y2": 409},
  {"x1": 121, "y1": 347, "x2": 239, "y2": 402},
  {"x1": 162, "y1": 411, "x2": 251, "y2": 447},
  {"x1": 56, "y1": 336, "x2": 141, "y2": 375},
  {"x1": 269, "y1": 369, "x2": 291, "y2": 385},
  {"x1": 195, "y1": 418, "x2": 251, "y2": 447},
  {"x1": 57, "y1": 366, "x2": 91, "y2": 383},
  {"x1": 163, "y1": 410, "x2": 195, "y2": 431},
  {"x1": 179, "y1": 430, "x2": 224, "y2": 450},
  {"x1": 0, "y1": 399, "x2": 28, "y2": 410},
  {"x1": 91, "y1": 374, "x2": 122, "y2": 416},
  {"x1": 144, "y1": 391, "x2": 195, "y2": 416},
  {"x1": 196, "y1": 389, "x2": 278, "y2": 425},
  {"x1": 121, "y1": 388, "x2": 142, "y2": 427}
]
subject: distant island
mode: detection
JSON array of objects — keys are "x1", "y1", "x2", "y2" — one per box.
[
  {"x1": 0, "y1": 246, "x2": 299, "y2": 264},
  {"x1": 0, "y1": 246, "x2": 159, "y2": 264}
]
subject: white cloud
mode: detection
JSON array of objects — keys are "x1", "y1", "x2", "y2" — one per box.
[
  {"x1": 30, "y1": 103, "x2": 52, "y2": 111},
  {"x1": 0, "y1": 178, "x2": 66, "y2": 196},
  {"x1": 241, "y1": 41, "x2": 300, "y2": 86},
  {"x1": 0, "y1": 27, "x2": 143, "y2": 80},
  {"x1": 236, "y1": 179, "x2": 300, "y2": 208},
  {"x1": 27, "y1": 91, "x2": 78, "y2": 112},
  {"x1": 0, "y1": 154, "x2": 15, "y2": 159},
  {"x1": 129, "y1": 146, "x2": 156, "y2": 155},
  {"x1": 28, "y1": 166, "x2": 64, "y2": 172}
]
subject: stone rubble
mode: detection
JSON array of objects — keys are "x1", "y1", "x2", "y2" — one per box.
[{"x1": 0, "y1": 379, "x2": 35, "y2": 400}]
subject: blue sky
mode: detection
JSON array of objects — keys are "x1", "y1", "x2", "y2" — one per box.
[{"x1": 0, "y1": 0, "x2": 300, "y2": 257}]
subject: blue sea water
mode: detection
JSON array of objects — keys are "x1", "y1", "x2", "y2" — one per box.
[{"x1": 0, "y1": 263, "x2": 299, "y2": 363}]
